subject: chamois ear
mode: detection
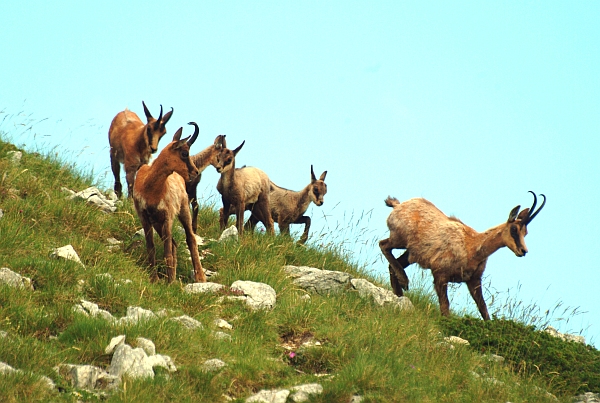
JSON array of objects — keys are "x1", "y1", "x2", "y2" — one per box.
[
  {"x1": 311, "y1": 165, "x2": 317, "y2": 183},
  {"x1": 507, "y1": 205, "x2": 521, "y2": 223},
  {"x1": 214, "y1": 135, "x2": 226, "y2": 149},
  {"x1": 172, "y1": 127, "x2": 183, "y2": 141},
  {"x1": 319, "y1": 171, "x2": 327, "y2": 181},
  {"x1": 142, "y1": 101, "x2": 153, "y2": 120},
  {"x1": 161, "y1": 107, "x2": 174, "y2": 126},
  {"x1": 233, "y1": 140, "x2": 245, "y2": 156},
  {"x1": 517, "y1": 208, "x2": 530, "y2": 221}
]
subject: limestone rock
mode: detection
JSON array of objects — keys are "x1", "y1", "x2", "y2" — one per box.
[
  {"x1": 350, "y1": 278, "x2": 414, "y2": 310},
  {"x1": 108, "y1": 344, "x2": 154, "y2": 379},
  {"x1": 105, "y1": 335, "x2": 126, "y2": 354},
  {"x1": 289, "y1": 383, "x2": 323, "y2": 402},
  {"x1": 545, "y1": 326, "x2": 586, "y2": 344},
  {"x1": 56, "y1": 364, "x2": 120, "y2": 391},
  {"x1": 184, "y1": 282, "x2": 225, "y2": 294},
  {"x1": 51, "y1": 245, "x2": 84, "y2": 267},
  {"x1": 66, "y1": 186, "x2": 117, "y2": 213},
  {"x1": 201, "y1": 358, "x2": 227, "y2": 373},
  {"x1": 219, "y1": 225, "x2": 239, "y2": 242},
  {"x1": 246, "y1": 389, "x2": 290, "y2": 403},
  {"x1": 230, "y1": 280, "x2": 277, "y2": 310},
  {"x1": 169, "y1": 315, "x2": 203, "y2": 330},
  {"x1": 136, "y1": 337, "x2": 156, "y2": 356},
  {"x1": 0, "y1": 267, "x2": 33, "y2": 290},
  {"x1": 283, "y1": 265, "x2": 351, "y2": 295}
]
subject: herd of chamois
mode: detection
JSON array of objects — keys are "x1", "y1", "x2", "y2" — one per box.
[{"x1": 108, "y1": 101, "x2": 546, "y2": 320}]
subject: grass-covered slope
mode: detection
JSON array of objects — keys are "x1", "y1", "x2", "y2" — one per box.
[{"x1": 0, "y1": 137, "x2": 597, "y2": 402}]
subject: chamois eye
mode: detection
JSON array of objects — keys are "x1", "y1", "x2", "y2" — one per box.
[
  {"x1": 510, "y1": 226, "x2": 518, "y2": 235},
  {"x1": 181, "y1": 151, "x2": 189, "y2": 158}
]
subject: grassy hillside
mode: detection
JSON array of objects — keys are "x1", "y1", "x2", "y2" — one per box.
[{"x1": 0, "y1": 136, "x2": 598, "y2": 402}]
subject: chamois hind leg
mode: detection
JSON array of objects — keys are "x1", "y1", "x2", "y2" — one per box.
[
  {"x1": 158, "y1": 222, "x2": 177, "y2": 283},
  {"x1": 245, "y1": 213, "x2": 259, "y2": 232},
  {"x1": 110, "y1": 151, "x2": 122, "y2": 199},
  {"x1": 124, "y1": 163, "x2": 139, "y2": 198},
  {"x1": 255, "y1": 193, "x2": 274, "y2": 235},
  {"x1": 379, "y1": 238, "x2": 410, "y2": 294},
  {"x1": 388, "y1": 250, "x2": 411, "y2": 296},
  {"x1": 220, "y1": 200, "x2": 231, "y2": 231},
  {"x1": 433, "y1": 275, "x2": 451, "y2": 317},
  {"x1": 294, "y1": 215, "x2": 311, "y2": 245},
  {"x1": 178, "y1": 206, "x2": 206, "y2": 283},
  {"x1": 140, "y1": 214, "x2": 157, "y2": 281},
  {"x1": 466, "y1": 277, "x2": 490, "y2": 320}
]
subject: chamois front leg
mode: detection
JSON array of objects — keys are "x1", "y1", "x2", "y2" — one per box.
[
  {"x1": 295, "y1": 215, "x2": 311, "y2": 244},
  {"x1": 256, "y1": 193, "x2": 274, "y2": 235},
  {"x1": 161, "y1": 223, "x2": 177, "y2": 283},
  {"x1": 433, "y1": 276, "x2": 451, "y2": 317},
  {"x1": 125, "y1": 163, "x2": 139, "y2": 198},
  {"x1": 220, "y1": 200, "x2": 231, "y2": 231},
  {"x1": 141, "y1": 217, "x2": 157, "y2": 281},
  {"x1": 467, "y1": 277, "x2": 490, "y2": 320},
  {"x1": 379, "y1": 238, "x2": 410, "y2": 294},
  {"x1": 178, "y1": 208, "x2": 206, "y2": 283},
  {"x1": 235, "y1": 202, "x2": 246, "y2": 236},
  {"x1": 110, "y1": 151, "x2": 122, "y2": 199}
]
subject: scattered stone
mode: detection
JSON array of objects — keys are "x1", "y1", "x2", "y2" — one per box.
[
  {"x1": 184, "y1": 282, "x2": 225, "y2": 294},
  {"x1": 574, "y1": 392, "x2": 600, "y2": 403},
  {"x1": 219, "y1": 225, "x2": 239, "y2": 242},
  {"x1": 283, "y1": 265, "x2": 351, "y2": 295},
  {"x1": 146, "y1": 354, "x2": 177, "y2": 373},
  {"x1": 117, "y1": 306, "x2": 157, "y2": 325},
  {"x1": 485, "y1": 354, "x2": 505, "y2": 364},
  {"x1": 108, "y1": 344, "x2": 154, "y2": 379},
  {"x1": 214, "y1": 318, "x2": 233, "y2": 329},
  {"x1": 349, "y1": 395, "x2": 364, "y2": 403},
  {"x1": 38, "y1": 375, "x2": 56, "y2": 390},
  {"x1": 0, "y1": 331, "x2": 8, "y2": 338},
  {"x1": 64, "y1": 186, "x2": 117, "y2": 213},
  {"x1": 133, "y1": 229, "x2": 145, "y2": 240},
  {"x1": 0, "y1": 361, "x2": 19, "y2": 374},
  {"x1": 56, "y1": 364, "x2": 120, "y2": 391},
  {"x1": 545, "y1": 326, "x2": 586, "y2": 344},
  {"x1": 74, "y1": 300, "x2": 116, "y2": 322},
  {"x1": 169, "y1": 315, "x2": 203, "y2": 330},
  {"x1": 136, "y1": 337, "x2": 156, "y2": 356},
  {"x1": 105, "y1": 335, "x2": 126, "y2": 354},
  {"x1": 444, "y1": 336, "x2": 470, "y2": 346},
  {"x1": 201, "y1": 358, "x2": 227, "y2": 373},
  {"x1": 289, "y1": 383, "x2": 323, "y2": 402},
  {"x1": 246, "y1": 389, "x2": 290, "y2": 403},
  {"x1": 350, "y1": 278, "x2": 414, "y2": 310},
  {"x1": 0, "y1": 267, "x2": 33, "y2": 290},
  {"x1": 230, "y1": 280, "x2": 277, "y2": 310},
  {"x1": 106, "y1": 237, "x2": 122, "y2": 251},
  {"x1": 51, "y1": 245, "x2": 84, "y2": 267},
  {"x1": 7, "y1": 150, "x2": 22, "y2": 163},
  {"x1": 300, "y1": 294, "x2": 311, "y2": 301},
  {"x1": 0, "y1": 208, "x2": 4, "y2": 219},
  {"x1": 213, "y1": 331, "x2": 232, "y2": 341}
]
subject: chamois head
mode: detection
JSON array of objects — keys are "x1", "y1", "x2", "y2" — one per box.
[
  {"x1": 215, "y1": 140, "x2": 245, "y2": 174},
  {"x1": 309, "y1": 165, "x2": 328, "y2": 206},
  {"x1": 163, "y1": 122, "x2": 200, "y2": 182},
  {"x1": 502, "y1": 191, "x2": 546, "y2": 257},
  {"x1": 142, "y1": 101, "x2": 174, "y2": 153}
]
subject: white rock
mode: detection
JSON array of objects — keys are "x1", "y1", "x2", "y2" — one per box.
[
  {"x1": 118, "y1": 306, "x2": 157, "y2": 325},
  {"x1": 213, "y1": 331, "x2": 232, "y2": 341},
  {"x1": 214, "y1": 319, "x2": 233, "y2": 329},
  {"x1": 56, "y1": 364, "x2": 120, "y2": 391},
  {"x1": 444, "y1": 336, "x2": 470, "y2": 346},
  {"x1": 219, "y1": 225, "x2": 239, "y2": 242},
  {"x1": 169, "y1": 315, "x2": 203, "y2": 330},
  {"x1": 289, "y1": 383, "x2": 323, "y2": 402},
  {"x1": 105, "y1": 335, "x2": 126, "y2": 354},
  {"x1": 108, "y1": 344, "x2": 154, "y2": 379},
  {"x1": 0, "y1": 267, "x2": 33, "y2": 290},
  {"x1": 350, "y1": 278, "x2": 414, "y2": 311},
  {"x1": 136, "y1": 337, "x2": 156, "y2": 356},
  {"x1": 283, "y1": 265, "x2": 351, "y2": 295},
  {"x1": 184, "y1": 282, "x2": 225, "y2": 294},
  {"x1": 147, "y1": 354, "x2": 177, "y2": 373},
  {"x1": 51, "y1": 245, "x2": 84, "y2": 267},
  {"x1": 0, "y1": 361, "x2": 20, "y2": 374},
  {"x1": 201, "y1": 358, "x2": 227, "y2": 373},
  {"x1": 230, "y1": 280, "x2": 277, "y2": 310},
  {"x1": 246, "y1": 389, "x2": 290, "y2": 403},
  {"x1": 545, "y1": 326, "x2": 586, "y2": 344},
  {"x1": 7, "y1": 150, "x2": 22, "y2": 163}
]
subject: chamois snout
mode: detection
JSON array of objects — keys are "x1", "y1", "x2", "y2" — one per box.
[{"x1": 150, "y1": 146, "x2": 158, "y2": 153}]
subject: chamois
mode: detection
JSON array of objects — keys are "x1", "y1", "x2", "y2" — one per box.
[
  {"x1": 214, "y1": 140, "x2": 274, "y2": 236},
  {"x1": 108, "y1": 101, "x2": 174, "y2": 198},
  {"x1": 133, "y1": 122, "x2": 206, "y2": 284},
  {"x1": 245, "y1": 165, "x2": 327, "y2": 244},
  {"x1": 379, "y1": 191, "x2": 546, "y2": 320},
  {"x1": 186, "y1": 134, "x2": 226, "y2": 233}
]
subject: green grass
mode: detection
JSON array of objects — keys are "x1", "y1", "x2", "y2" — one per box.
[{"x1": 0, "y1": 134, "x2": 598, "y2": 402}]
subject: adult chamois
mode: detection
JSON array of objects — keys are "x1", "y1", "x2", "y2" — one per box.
[
  {"x1": 245, "y1": 165, "x2": 327, "y2": 244},
  {"x1": 214, "y1": 140, "x2": 274, "y2": 237},
  {"x1": 108, "y1": 101, "x2": 173, "y2": 198},
  {"x1": 133, "y1": 122, "x2": 206, "y2": 284},
  {"x1": 379, "y1": 191, "x2": 546, "y2": 320}
]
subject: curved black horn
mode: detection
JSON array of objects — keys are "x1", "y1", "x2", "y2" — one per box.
[
  {"x1": 523, "y1": 191, "x2": 546, "y2": 225},
  {"x1": 157, "y1": 104, "x2": 163, "y2": 123},
  {"x1": 187, "y1": 122, "x2": 199, "y2": 146}
]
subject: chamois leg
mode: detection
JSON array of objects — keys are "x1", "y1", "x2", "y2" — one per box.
[
  {"x1": 235, "y1": 202, "x2": 246, "y2": 236},
  {"x1": 178, "y1": 208, "x2": 206, "y2": 283},
  {"x1": 433, "y1": 276, "x2": 451, "y2": 317},
  {"x1": 125, "y1": 163, "x2": 138, "y2": 198},
  {"x1": 388, "y1": 251, "x2": 411, "y2": 296},
  {"x1": 220, "y1": 200, "x2": 231, "y2": 231},
  {"x1": 141, "y1": 216, "x2": 157, "y2": 281},
  {"x1": 379, "y1": 238, "x2": 410, "y2": 294},
  {"x1": 110, "y1": 151, "x2": 122, "y2": 199},
  {"x1": 255, "y1": 193, "x2": 274, "y2": 235},
  {"x1": 187, "y1": 177, "x2": 201, "y2": 233},
  {"x1": 295, "y1": 215, "x2": 311, "y2": 244},
  {"x1": 466, "y1": 277, "x2": 490, "y2": 320},
  {"x1": 245, "y1": 213, "x2": 259, "y2": 232},
  {"x1": 160, "y1": 223, "x2": 177, "y2": 283}
]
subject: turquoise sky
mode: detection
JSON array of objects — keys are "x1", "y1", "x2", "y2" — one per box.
[{"x1": 1, "y1": 2, "x2": 599, "y2": 345}]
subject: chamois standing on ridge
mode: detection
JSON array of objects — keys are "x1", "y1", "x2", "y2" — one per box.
[
  {"x1": 214, "y1": 140, "x2": 274, "y2": 236},
  {"x1": 185, "y1": 134, "x2": 226, "y2": 233},
  {"x1": 379, "y1": 191, "x2": 546, "y2": 320},
  {"x1": 133, "y1": 122, "x2": 206, "y2": 284},
  {"x1": 108, "y1": 101, "x2": 173, "y2": 198},
  {"x1": 245, "y1": 165, "x2": 328, "y2": 244}
]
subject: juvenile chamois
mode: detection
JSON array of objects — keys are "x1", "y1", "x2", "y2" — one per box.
[
  {"x1": 185, "y1": 134, "x2": 226, "y2": 233},
  {"x1": 379, "y1": 191, "x2": 546, "y2": 320},
  {"x1": 245, "y1": 165, "x2": 327, "y2": 244},
  {"x1": 108, "y1": 101, "x2": 174, "y2": 198},
  {"x1": 214, "y1": 140, "x2": 274, "y2": 236},
  {"x1": 133, "y1": 122, "x2": 206, "y2": 284}
]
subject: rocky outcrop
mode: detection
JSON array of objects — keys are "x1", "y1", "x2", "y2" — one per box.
[
  {"x1": 63, "y1": 186, "x2": 119, "y2": 213},
  {"x1": 0, "y1": 267, "x2": 33, "y2": 290}
]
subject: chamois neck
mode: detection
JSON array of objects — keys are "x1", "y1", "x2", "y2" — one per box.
[
  {"x1": 192, "y1": 145, "x2": 217, "y2": 172},
  {"x1": 297, "y1": 184, "x2": 314, "y2": 211},
  {"x1": 472, "y1": 224, "x2": 506, "y2": 262}
]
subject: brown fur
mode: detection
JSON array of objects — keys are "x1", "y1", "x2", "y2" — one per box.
[
  {"x1": 214, "y1": 140, "x2": 274, "y2": 236},
  {"x1": 108, "y1": 101, "x2": 173, "y2": 198},
  {"x1": 185, "y1": 134, "x2": 226, "y2": 233},
  {"x1": 133, "y1": 123, "x2": 206, "y2": 284},
  {"x1": 245, "y1": 165, "x2": 327, "y2": 244},
  {"x1": 379, "y1": 192, "x2": 546, "y2": 320}
]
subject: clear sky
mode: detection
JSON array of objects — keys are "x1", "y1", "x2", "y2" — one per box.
[{"x1": 1, "y1": 2, "x2": 598, "y2": 346}]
